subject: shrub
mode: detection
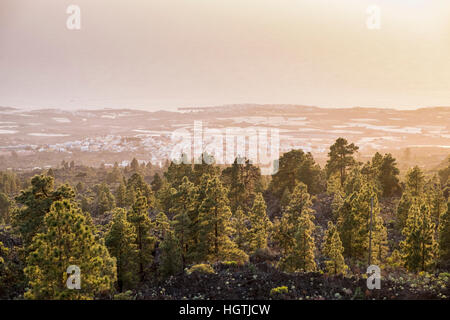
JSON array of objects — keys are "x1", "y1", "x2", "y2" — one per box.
[
  {"x1": 250, "y1": 247, "x2": 277, "y2": 264},
  {"x1": 221, "y1": 261, "x2": 238, "y2": 267},
  {"x1": 113, "y1": 290, "x2": 135, "y2": 300},
  {"x1": 270, "y1": 286, "x2": 289, "y2": 296},
  {"x1": 187, "y1": 264, "x2": 215, "y2": 275}
]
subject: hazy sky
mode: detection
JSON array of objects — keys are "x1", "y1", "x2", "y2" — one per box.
[{"x1": 1, "y1": 0, "x2": 450, "y2": 111}]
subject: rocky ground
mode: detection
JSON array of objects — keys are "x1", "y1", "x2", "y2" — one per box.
[{"x1": 140, "y1": 263, "x2": 450, "y2": 300}]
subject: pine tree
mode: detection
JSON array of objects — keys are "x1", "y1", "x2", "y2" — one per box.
[
  {"x1": 221, "y1": 158, "x2": 263, "y2": 213},
  {"x1": 438, "y1": 201, "x2": 450, "y2": 269},
  {"x1": 326, "y1": 138, "x2": 359, "y2": 186},
  {"x1": 425, "y1": 175, "x2": 446, "y2": 226},
  {"x1": 280, "y1": 187, "x2": 292, "y2": 211},
  {"x1": 155, "y1": 180, "x2": 176, "y2": 214},
  {"x1": 130, "y1": 158, "x2": 140, "y2": 173},
  {"x1": 0, "y1": 241, "x2": 9, "y2": 284},
  {"x1": 269, "y1": 149, "x2": 323, "y2": 197},
  {"x1": 400, "y1": 198, "x2": 438, "y2": 272},
  {"x1": 337, "y1": 183, "x2": 387, "y2": 266},
  {"x1": 397, "y1": 193, "x2": 413, "y2": 231},
  {"x1": 0, "y1": 192, "x2": 12, "y2": 224},
  {"x1": 279, "y1": 211, "x2": 317, "y2": 272},
  {"x1": 378, "y1": 153, "x2": 401, "y2": 197},
  {"x1": 106, "y1": 163, "x2": 122, "y2": 184},
  {"x1": 105, "y1": 208, "x2": 138, "y2": 292},
  {"x1": 196, "y1": 175, "x2": 247, "y2": 263},
  {"x1": 405, "y1": 166, "x2": 426, "y2": 197},
  {"x1": 397, "y1": 166, "x2": 426, "y2": 230},
  {"x1": 151, "y1": 173, "x2": 163, "y2": 192},
  {"x1": 231, "y1": 206, "x2": 249, "y2": 252},
  {"x1": 126, "y1": 173, "x2": 155, "y2": 208},
  {"x1": 115, "y1": 182, "x2": 127, "y2": 208},
  {"x1": 331, "y1": 188, "x2": 345, "y2": 221},
  {"x1": 92, "y1": 184, "x2": 115, "y2": 216},
  {"x1": 158, "y1": 230, "x2": 183, "y2": 278},
  {"x1": 154, "y1": 211, "x2": 171, "y2": 241},
  {"x1": 170, "y1": 176, "x2": 196, "y2": 267},
  {"x1": 127, "y1": 193, "x2": 156, "y2": 281},
  {"x1": 322, "y1": 221, "x2": 348, "y2": 275},
  {"x1": 24, "y1": 200, "x2": 116, "y2": 299},
  {"x1": 164, "y1": 158, "x2": 193, "y2": 188},
  {"x1": 193, "y1": 153, "x2": 221, "y2": 185},
  {"x1": 248, "y1": 193, "x2": 272, "y2": 253},
  {"x1": 13, "y1": 175, "x2": 75, "y2": 247},
  {"x1": 273, "y1": 182, "x2": 314, "y2": 256}
]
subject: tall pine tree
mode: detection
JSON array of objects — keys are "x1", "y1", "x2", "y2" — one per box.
[
  {"x1": 322, "y1": 221, "x2": 348, "y2": 275},
  {"x1": 400, "y1": 198, "x2": 437, "y2": 272},
  {"x1": 24, "y1": 200, "x2": 116, "y2": 299},
  {"x1": 105, "y1": 208, "x2": 138, "y2": 292},
  {"x1": 196, "y1": 175, "x2": 247, "y2": 264},
  {"x1": 248, "y1": 193, "x2": 272, "y2": 253},
  {"x1": 127, "y1": 192, "x2": 156, "y2": 281}
]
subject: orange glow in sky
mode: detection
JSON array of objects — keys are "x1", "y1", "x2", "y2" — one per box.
[{"x1": 1, "y1": 0, "x2": 449, "y2": 110}]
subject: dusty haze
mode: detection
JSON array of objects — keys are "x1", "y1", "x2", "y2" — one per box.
[{"x1": 1, "y1": 0, "x2": 450, "y2": 111}]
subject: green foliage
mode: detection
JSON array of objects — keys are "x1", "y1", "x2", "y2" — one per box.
[
  {"x1": 438, "y1": 201, "x2": 450, "y2": 269},
  {"x1": 170, "y1": 176, "x2": 196, "y2": 266},
  {"x1": 0, "y1": 236, "x2": 26, "y2": 299},
  {"x1": 248, "y1": 193, "x2": 272, "y2": 253},
  {"x1": 114, "y1": 181, "x2": 127, "y2": 208},
  {"x1": 151, "y1": 173, "x2": 163, "y2": 192},
  {"x1": 281, "y1": 213, "x2": 316, "y2": 272},
  {"x1": 273, "y1": 182, "x2": 313, "y2": 255},
  {"x1": 127, "y1": 193, "x2": 156, "y2": 281},
  {"x1": 322, "y1": 221, "x2": 348, "y2": 275},
  {"x1": 126, "y1": 173, "x2": 155, "y2": 208},
  {"x1": 337, "y1": 183, "x2": 388, "y2": 266},
  {"x1": 405, "y1": 166, "x2": 426, "y2": 197},
  {"x1": 0, "y1": 171, "x2": 21, "y2": 195},
  {"x1": 326, "y1": 138, "x2": 359, "y2": 186},
  {"x1": 154, "y1": 211, "x2": 171, "y2": 240},
  {"x1": 113, "y1": 290, "x2": 135, "y2": 300},
  {"x1": 396, "y1": 166, "x2": 426, "y2": 230},
  {"x1": 164, "y1": 158, "x2": 193, "y2": 188},
  {"x1": 159, "y1": 231, "x2": 183, "y2": 278},
  {"x1": 425, "y1": 175, "x2": 446, "y2": 225},
  {"x1": 105, "y1": 208, "x2": 138, "y2": 292},
  {"x1": 196, "y1": 175, "x2": 248, "y2": 264},
  {"x1": 13, "y1": 175, "x2": 75, "y2": 247},
  {"x1": 91, "y1": 183, "x2": 115, "y2": 216},
  {"x1": 24, "y1": 200, "x2": 116, "y2": 299},
  {"x1": 0, "y1": 241, "x2": 9, "y2": 293},
  {"x1": 221, "y1": 158, "x2": 263, "y2": 213},
  {"x1": 400, "y1": 198, "x2": 438, "y2": 272},
  {"x1": 186, "y1": 263, "x2": 215, "y2": 275},
  {"x1": 377, "y1": 153, "x2": 401, "y2": 197},
  {"x1": 269, "y1": 149, "x2": 324, "y2": 197},
  {"x1": 231, "y1": 206, "x2": 249, "y2": 252},
  {"x1": 274, "y1": 182, "x2": 317, "y2": 272},
  {"x1": 386, "y1": 249, "x2": 403, "y2": 269},
  {"x1": 343, "y1": 167, "x2": 367, "y2": 196},
  {"x1": 221, "y1": 260, "x2": 238, "y2": 267},
  {"x1": 192, "y1": 153, "x2": 221, "y2": 185},
  {"x1": 0, "y1": 192, "x2": 12, "y2": 224},
  {"x1": 106, "y1": 163, "x2": 123, "y2": 184},
  {"x1": 270, "y1": 286, "x2": 288, "y2": 296}
]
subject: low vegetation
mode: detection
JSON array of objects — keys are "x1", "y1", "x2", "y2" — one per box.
[{"x1": 0, "y1": 138, "x2": 449, "y2": 300}]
